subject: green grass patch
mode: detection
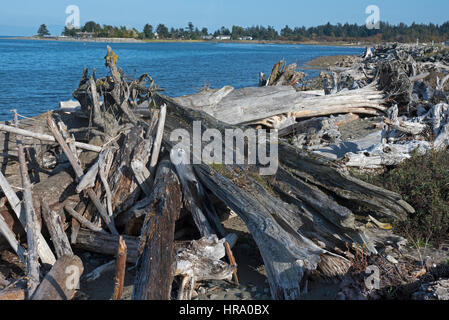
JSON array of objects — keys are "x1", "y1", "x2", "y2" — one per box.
[{"x1": 351, "y1": 149, "x2": 449, "y2": 247}]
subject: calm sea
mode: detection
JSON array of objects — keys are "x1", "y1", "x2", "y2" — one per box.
[{"x1": 0, "y1": 39, "x2": 362, "y2": 121}]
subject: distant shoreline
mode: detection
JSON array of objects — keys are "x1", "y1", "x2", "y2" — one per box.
[{"x1": 3, "y1": 36, "x2": 367, "y2": 47}]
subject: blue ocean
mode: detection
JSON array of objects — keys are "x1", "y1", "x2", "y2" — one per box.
[{"x1": 0, "y1": 39, "x2": 362, "y2": 121}]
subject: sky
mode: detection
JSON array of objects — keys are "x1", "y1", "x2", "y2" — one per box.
[{"x1": 1, "y1": 0, "x2": 449, "y2": 36}]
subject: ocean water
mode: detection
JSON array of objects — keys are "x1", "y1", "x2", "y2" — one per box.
[{"x1": 0, "y1": 39, "x2": 362, "y2": 121}]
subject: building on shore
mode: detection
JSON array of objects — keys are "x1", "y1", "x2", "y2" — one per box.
[{"x1": 215, "y1": 35, "x2": 231, "y2": 40}]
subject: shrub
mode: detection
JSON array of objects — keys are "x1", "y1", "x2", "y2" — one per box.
[{"x1": 352, "y1": 150, "x2": 449, "y2": 247}]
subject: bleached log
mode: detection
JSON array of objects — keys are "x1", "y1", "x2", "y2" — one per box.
[
  {"x1": 75, "y1": 161, "x2": 99, "y2": 193},
  {"x1": 41, "y1": 202, "x2": 73, "y2": 259},
  {"x1": 434, "y1": 122, "x2": 449, "y2": 150},
  {"x1": 175, "y1": 235, "x2": 234, "y2": 300},
  {"x1": 0, "y1": 124, "x2": 102, "y2": 152},
  {"x1": 14, "y1": 112, "x2": 40, "y2": 298},
  {"x1": 131, "y1": 160, "x2": 152, "y2": 196},
  {"x1": 149, "y1": 103, "x2": 166, "y2": 176},
  {"x1": 344, "y1": 141, "x2": 432, "y2": 168},
  {"x1": 170, "y1": 84, "x2": 385, "y2": 125},
  {"x1": 384, "y1": 118, "x2": 427, "y2": 135}
]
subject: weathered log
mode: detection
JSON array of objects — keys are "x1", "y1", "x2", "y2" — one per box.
[
  {"x1": 132, "y1": 159, "x2": 182, "y2": 300},
  {"x1": 14, "y1": 112, "x2": 40, "y2": 298},
  {"x1": 32, "y1": 255, "x2": 84, "y2": 300},
  {"x1": 112, "y1": 236, "x2": 127, "y2": 300},
  {"x1": 0, "y1": 124, "x2": 102, "y2": 152},
  {"x1": 175, "y1": 235, "x2": 235, "y2": 300},
  {"x1": 74, "y1": 228, "x2": 139, "y2": 263},
  {"x1": 64, "y1": 204, "x2": 104, "y2": 233},
  {"x1": 0, "y1": 169, "x2": 63, "y2": 265},
  {"x1": 108, "y1": 125, "x2": 148, "y2": 216},
  {"x1": 148, "y1": 103, "x2": 167, "y2": 177},
  {"x1": 154, "y1": 93, "x2": 413, "y2": 299},
  {"x1": 41, "y1": 201, "x2": 73, "y2": 259},
  {"x1": 74, "y1": 227, "x2": 237, "y2": 265},
  {"x1": 169, "y1": 83, "x2": 385, "y2": 125}
]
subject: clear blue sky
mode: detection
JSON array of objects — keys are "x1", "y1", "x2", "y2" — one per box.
[{"x1": 1, "y1": 0, "x2": 449, "y2": 36}]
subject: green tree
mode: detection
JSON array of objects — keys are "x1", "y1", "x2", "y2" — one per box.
[
  {"x1": 156, "y1": 24, "x2": 169, "y2": 38},
  {"x1": 37, "y1": 24, "x2": 50, "y2": 37},
  {"x1": 143, "y1": 24, "x2": 154, "y2": 39},
  {"x1": 82, "y1": 21, "x2": 101, "y2": 34}
]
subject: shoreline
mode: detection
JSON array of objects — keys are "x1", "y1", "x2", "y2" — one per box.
[{"x1": 3, "y1": 36, "x2": 367, "y2": 47}]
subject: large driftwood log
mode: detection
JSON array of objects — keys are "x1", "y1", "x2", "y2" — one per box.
[
  {"x1": 154, "y1": 93, "x2": 413, "y2": 299},
  {"x1": 14, "y1": 112, "x2": 40, "y2": 298},
  {"x1": 168, "y1": 83, "x2": 385, "y2": 125},
  {"x1": 32, "y1": 255, "x2": 84, "y2": 300},
  {"x1": 132, "y1": 159, "x2": 182, "y2": 300}
]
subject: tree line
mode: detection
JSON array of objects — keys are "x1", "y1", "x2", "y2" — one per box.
[{"x1": 55, "y1": 21, "x2": 449, "y2": 42}]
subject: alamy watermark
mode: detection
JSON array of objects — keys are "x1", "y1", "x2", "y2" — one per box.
[
  {"x1": 365, "y1": 5, "x2": 380, "y2": 30},
  {"x1": 65, "y1": 5, "x2": 80, "y2": 30},
  {"x1": 364, "y1": 265, "x2": 380, "y2": 290},
  {"x1": 169, "y1": 121, "x2": 278, "y2": 176}
]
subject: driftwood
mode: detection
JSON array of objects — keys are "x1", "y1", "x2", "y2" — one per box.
[
  {"x1": 0, "y1": 211, "x2": 26, "y2": 263},
  {"x1": 175, "y1": 235, "x2": 235, "y2": 300},
  {"x1": 0, "y1": 124, "x2": 102, "y2": 152},
  {"x1": 31, "y1": 255, "x2": 83, "y2": 300},
  {"x1": 47, "y1": 114, "x2": 118, "y2": 235},
  {"x1": 169, "y1": 83, "x2": 385, "y2": 125},
  {"x1": 0, "y1": 171, "x2": 56, "y2": 265},
  {"x1": 112, "y1": 236, "x2": 127, "y2": 300},
  {"x1": 14, "y1": 112, "x2": 40, "y2": 298},
  {"x1": 261, "y1": 60, "x2": 306, "y2": 87},
  {"x1": 132, "y1": 159, "x2": 182, "y2": 300},
  {"x1": 155, "y1": 93, "x2": 414, "y2": 299},
  {"x1": 64, "y1": 204, "x2": 104, "y2": 233},
  {"x1": 41, "y1": 202, "x2": 73, "y2": 259}
]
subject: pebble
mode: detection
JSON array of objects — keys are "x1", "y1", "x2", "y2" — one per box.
[
  {"x1": 209, "y1": 294, "x2": 218, "y2": 300},
  {"x1": 386, "y1": 255, "x2": 399, "y2": 264}
]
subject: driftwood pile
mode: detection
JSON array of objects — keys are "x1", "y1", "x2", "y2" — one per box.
[
  {"x1": 171, "y1": 43, "x2": 449, "y2": 169},
  {"x1": 0, "y1": 43, "x2": 447, "y2": 300}
]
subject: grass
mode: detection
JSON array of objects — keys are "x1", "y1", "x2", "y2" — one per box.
[{"x1": 351, "y1": 149, "x2": 449, "y2": 247}]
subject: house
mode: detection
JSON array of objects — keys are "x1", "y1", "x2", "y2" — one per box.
[
  {"x1": 75, "y1": 32, "x2": 95, "y2": 38},
  {"x1": 202, "y1": 35, "x2": 213, "y2": 40},
  {"x1": 215, "y1": 35, "x2": 231, "y2": 40}
]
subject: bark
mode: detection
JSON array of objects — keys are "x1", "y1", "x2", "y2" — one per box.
[{"x1": 132, "y1": 159, "x2": 182, "y2": 300}]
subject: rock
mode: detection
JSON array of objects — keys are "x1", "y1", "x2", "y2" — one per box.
[
  {"x1": 412, "y1": 279, "x2": 449, "y2": 300},
  {"x1": 386, "y1": 255, "x2": 399, "y2": 264}
]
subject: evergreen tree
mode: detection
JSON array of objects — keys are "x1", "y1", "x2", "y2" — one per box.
[{"x1": 37, "y1": 24, "x2": 50, "y2": 37}]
